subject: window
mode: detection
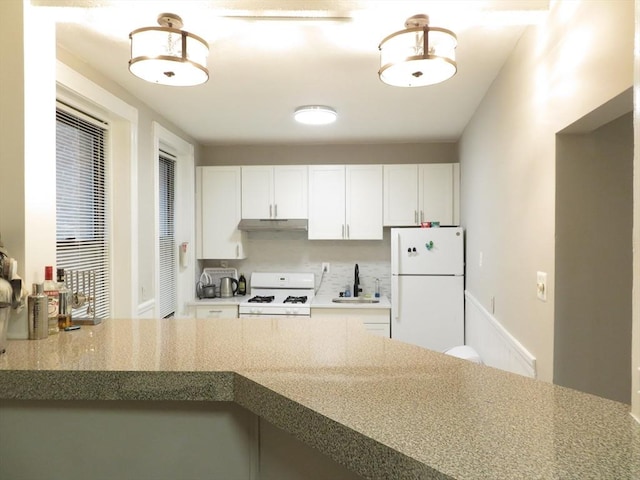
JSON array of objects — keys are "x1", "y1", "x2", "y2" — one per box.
[
  {"x1": 55, "y1": 103, "x2": 110, "y2": 320},
  {"x1": 158, "y1": 151, "x2": 176, "y2": 318}
]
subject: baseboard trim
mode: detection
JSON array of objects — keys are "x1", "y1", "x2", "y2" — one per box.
[{"x1": 137, "y1": 299, "x2": 155, "y2": 318}]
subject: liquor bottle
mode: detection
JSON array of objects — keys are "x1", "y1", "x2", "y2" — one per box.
[
  {"x1": 43, "y1": 266, "x2": 59, "y2": 334},
  {"x1": 56, "y1": 268, "x2": 73, "y2": 330},
  {"x1": 238, "y1": 274, "x2": 246, "y2": 296}
]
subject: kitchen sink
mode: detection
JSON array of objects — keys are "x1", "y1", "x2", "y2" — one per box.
[{"x1": 332, "y1": 297, "x2": 380, "y2": 304}]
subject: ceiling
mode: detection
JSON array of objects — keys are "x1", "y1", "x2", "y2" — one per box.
[{"x1": 42, "y1": 1, "x2": 550, "y2": 146}]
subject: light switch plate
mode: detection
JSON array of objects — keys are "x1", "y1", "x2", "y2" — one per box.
[{"x1": 536, "y1": 271, "x2": 547, "y2": 301}]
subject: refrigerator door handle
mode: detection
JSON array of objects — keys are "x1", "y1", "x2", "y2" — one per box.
[{"x1": 391, "y1": 275, "x2": 399, "y2": 319}]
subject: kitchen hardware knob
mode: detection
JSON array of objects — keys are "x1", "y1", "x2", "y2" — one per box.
[
  {"x1": 412, "y1": 247, "x2": 417, "y2": 252},
  {"x1": 407, "y1": 248, "x2": 411, "y2": 253},
  {"x1": 425, "y1": 241, "x2": 434, "y2": 251}
]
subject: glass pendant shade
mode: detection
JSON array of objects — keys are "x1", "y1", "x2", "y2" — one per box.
[
  {"x1": 129, "y1": 14, "x2": 209, "y2": 86},
  {"x1": 379, "y1": 15, "x2": 457, "y2": 87}
]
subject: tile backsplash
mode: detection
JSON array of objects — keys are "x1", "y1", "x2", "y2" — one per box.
[{"x1": 203, "y1": 230, "x2": 391, "y2": 298}]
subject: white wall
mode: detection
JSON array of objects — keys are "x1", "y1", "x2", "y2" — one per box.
[
  {"x1": 1, "y1": 2, "x2": 56, "y2": 337},
  {"x1": 460, "y1": 0, "x2": 634, "y2": 383},
  {"x1": 201, "y1": 143, "x2": 458, "y2": 167}
]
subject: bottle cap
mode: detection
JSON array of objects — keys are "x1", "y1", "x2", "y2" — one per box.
[{"x1": 33, "y1": 283, "x2": 44, "y2": 294}]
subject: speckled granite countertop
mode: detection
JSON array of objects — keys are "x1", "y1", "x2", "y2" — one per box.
[{"x1": 0, "y1": 317, "x2": 638, "y2": 479}]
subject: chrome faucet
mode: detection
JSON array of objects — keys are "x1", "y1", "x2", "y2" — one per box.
[{"x1": 354, "y1": 263, "x2": 362, "y2": 297}]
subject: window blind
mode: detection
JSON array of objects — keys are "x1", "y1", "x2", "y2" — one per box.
[
  {"x1": 56, "y1": 104, "x2": 110, "y2": 320},
  {"x1": 159, "y1": 151, "x2": 176, "y2": 318}
]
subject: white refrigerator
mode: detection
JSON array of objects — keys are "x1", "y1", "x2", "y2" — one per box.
[{"x1": 391, "y1": 227, "x2": 464, "y2": 351}]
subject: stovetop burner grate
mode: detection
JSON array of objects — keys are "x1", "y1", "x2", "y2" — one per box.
[
  {"x1": 247, "y1": 295, "x2": 275, "y2": 303},
  {"x1": 283, "y1": 296, "x2": 308, "y2": 304}
]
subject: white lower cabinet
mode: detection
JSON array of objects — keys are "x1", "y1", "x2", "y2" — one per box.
[
  {"x1": 311, "y1": 308, "x2": 390, "y2": 337},
  {"x1": 192, "y1": 305, "x2": 238, "y2": 319}
]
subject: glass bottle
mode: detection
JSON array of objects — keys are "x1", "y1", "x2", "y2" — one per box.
[
  {"x1": 57, "y1": 268, "x2": 73, "y2": 329},
  {"x1": 238, "y1": 273, "x2": 246, "y2": 296},
  {"x1": 43, "y1": 266, "x2": 59, "y2": 334}
]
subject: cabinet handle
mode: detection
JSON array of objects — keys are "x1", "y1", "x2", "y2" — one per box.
[
  {"x1": 236, "y1": 244, "x2": 239, "y2": 258},
  {"x1": 420, "y1": 211, "x2": 424, "y2": 223},
  {"x1": 274, "y1": 204, "x2": 278, "y2": 218},
  {"x1": 414, "y1": 211, "x2": 418, "y2": 224},
  {"x1": 342, "y1": 224, "x2": 345, "y2": 239},
  {"x1": 269, "y1": 204, "x2": 273, "y2": 218},
  {"x1": 208, "y1": 310, "x2": 222, "y2": 314},
  {"x1": 347, "y1": 224, "x2": 350, "y2": 239}
]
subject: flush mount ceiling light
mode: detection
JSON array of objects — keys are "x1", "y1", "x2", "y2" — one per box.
[
  {"x1": 378, "y1": 14, "x2": 457, "y2": 87},
  {"x1": 129, "y1": 13, "x2": 209, "y2": 86},
  {"x1": 294, "y1": 106, "x2": 337, "y2": 125}
]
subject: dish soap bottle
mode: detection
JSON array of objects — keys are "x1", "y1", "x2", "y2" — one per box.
[{"x1": 238, "y1": 273, "x2": 246, "y2": 296}]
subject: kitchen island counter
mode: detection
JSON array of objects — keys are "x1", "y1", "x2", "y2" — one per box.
[{"x1": 0, "y1": 317, "x2": 637, "y2": 479}]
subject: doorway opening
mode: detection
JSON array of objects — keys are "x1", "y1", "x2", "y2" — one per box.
[{"x1": 554, "y1": 88, "x2": 633, "y2": 403}]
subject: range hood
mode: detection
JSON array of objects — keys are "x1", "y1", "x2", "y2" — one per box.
[{"x1": 237, "y1": 219, "x2": 308, "y2": 232}]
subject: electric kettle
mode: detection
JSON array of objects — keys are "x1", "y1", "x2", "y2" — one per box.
[{"x1": 219, "y1": 277, "x2": 238, "y2": 298}]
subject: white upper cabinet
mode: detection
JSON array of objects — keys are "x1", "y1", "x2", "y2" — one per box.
[
  {"x1": 196, "y1": 166, "x2": 247, "y2": 260},
  {"x1": 346, "y1": 165, "x2": 383, "y2": 239},
  {"x1": 241, "y1": 165, "x2": 308, "y2": 219},
  {"x1": 383, "y1": 163, "x2": 460, "y2": 226},
  {"x1": 308, "y1": 165, "x2": 383, "y2": 240},
  {"x1": 383, "y1": 164, "x2": 419, "y2": 226}
]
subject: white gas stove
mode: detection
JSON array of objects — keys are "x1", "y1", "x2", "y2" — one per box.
[{"x1": 238, "y1": 272, "x2": 315, "y2": 317}]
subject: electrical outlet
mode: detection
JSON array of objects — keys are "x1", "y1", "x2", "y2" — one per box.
[
  {"x1": 322, "y1": 262, "x2": 330, "y2": 273},
  {"x1": 536, "y1": 271, "x2": 547, "y2": 301}
]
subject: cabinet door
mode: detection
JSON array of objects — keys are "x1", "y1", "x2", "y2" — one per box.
[
  {"x1": 419, "y1": 163, "x2": 455, "y2": 225},
  {"x1": 308, "y1": 165, "x2": 345, "y2": 239},
  {"x1": 273, "y1": 166, "x2": 308, "y2": 219},
  {"x1": 197, "y1": 167, "x2": 247, "y2": 259},
  {"x1": 195, "y1": 305, "x2": 238, "y2": 319},
  {"x1": 364, "y1": 323, "x2": 391, "y2": 337},
  {"x1": 383, "y1": 164, "x2": 419, "y2": 226},
  {"x1": 241, "y1": 166, "x2": 273, "y2": 219},
  {"x1": 346, "y1": 165, "x2": 383, "y2": 240}
]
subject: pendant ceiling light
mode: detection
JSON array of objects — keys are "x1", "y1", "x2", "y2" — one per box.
[
  {"x1": 378, "y1": 14, "x2": 457, "y2": 87},
  {"x1": 129, "y1": 13, "x2": 209, "y2": 87},
  {"x1": 294, "y1": 106, "x2": 337, "y2": 125}
]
